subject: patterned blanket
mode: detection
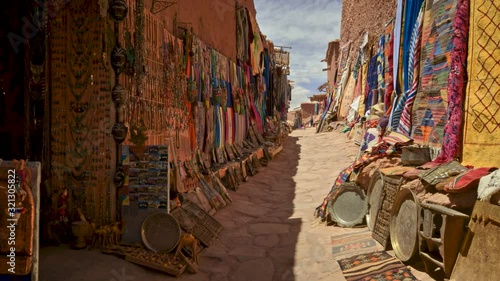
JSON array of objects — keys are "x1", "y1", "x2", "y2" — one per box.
[{"x1": 462, "y1": 0, "x2": 500, "y2": 167}]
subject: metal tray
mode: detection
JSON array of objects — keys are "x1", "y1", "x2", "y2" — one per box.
[
  {"x1": 390, "y1": 188, "x2": 419, "y2": 262},
  {"x1": 366, "y1": 172, "x2": 383, "y2": 231},
  {"x1": 327, "y1": 182, "x2": 368, "y2": 227}
]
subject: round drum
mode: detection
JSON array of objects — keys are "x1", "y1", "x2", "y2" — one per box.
[
  {"x1": 141, "y1": 212, "x2": 181, "y2": 253},
  {"x1": 366, "y1": 172, "x2": 384, "y2": 231},
  {"x1": 390, "y1": 188, "x2": 419, "y2": 262},
  {"x1": 327, "y1": 182, "x2": 368, "y2": 227}
]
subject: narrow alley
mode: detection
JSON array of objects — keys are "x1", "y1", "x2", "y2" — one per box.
[
  {"x1": 39, "y1": 129, "x2": 434, "y2": 281},
  {"x1": 1, "y1": 0, "x2": 499, "y2": 280}
]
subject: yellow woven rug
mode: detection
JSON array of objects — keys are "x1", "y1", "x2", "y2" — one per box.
[
  {"x1": 462, "y1": 0, "x2": 500, "y2": 167},
  {"x1": 339, "y1": 75, "x2": 356, "y2": 120}
]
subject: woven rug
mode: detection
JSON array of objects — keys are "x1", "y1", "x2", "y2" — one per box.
[
  {"x1": 419, "y1": 0, "x2": 457, "y2": 93},
  {"x1": 410, "y1": 90, "x2": 447, "y2": 149},
  {"x1": 337, "y1": 251, "x2": 418, "y2": 281},
  {"x1": 462, "y1": 0, "x2": 500, "y2": 167},
  {"x1": 339, "y1": 74, "x2": 356, "y2": 120},
  {"x1": 332, "y1": 230, "x2": 381, "y2": 259}
]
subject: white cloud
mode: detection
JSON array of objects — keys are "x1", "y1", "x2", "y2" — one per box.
[
  {"x1": 255, "y1": 0, "x2": 343, "y2": 106},
  {"x1": 290, "y1": 84, "x2": 311, "y2": 109}
]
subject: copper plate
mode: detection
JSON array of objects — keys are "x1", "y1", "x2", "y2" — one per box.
[
  {"x1": 366, "y1": 172, "x2": 383, "y2": 231},
  {"x1": 390, "y1": 188, "x2": 419, "y2": 262},
  {"x1": 141, "y1": 212, "x2": 180, "y2": 253}
]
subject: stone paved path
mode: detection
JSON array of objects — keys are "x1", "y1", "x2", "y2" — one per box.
[
  {"x1": 189, "y1": 128, "x2": 362, "y2": 281},
  {"x1": 39, "y1": 128, "x2": 433, "y2": 281}
]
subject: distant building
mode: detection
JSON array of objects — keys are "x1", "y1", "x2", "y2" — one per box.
[{"x1": 322, "y1": 39, "x2": 341, "y2": 96}]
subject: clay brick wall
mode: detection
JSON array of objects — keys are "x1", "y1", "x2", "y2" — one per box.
[
  {"x1": 340, "y1": 0, "x2": 397, "y2": 61},
  {"x1": 146, "y1": 0, "x2": 258, "y2": 62}
]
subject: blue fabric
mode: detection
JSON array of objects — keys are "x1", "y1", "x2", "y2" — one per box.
[
  {"x1": 393, "y1": 0, "x2": 404, "y2": 97},
  {"x1": 263, "y1": 51, "x2": 271, "y2": 119},
  {"x1": 226, "y1": 81, "x2": 233, "y2": 107},
  {"x1": 392, "y1": 3, "x2": 425, "y2": 131},
  {"x1": 402, "y1": 0, "x2": 424, "y2": 93},
  {"x1": 366, "y1": 55, "x2": 379, "y2": 113}
]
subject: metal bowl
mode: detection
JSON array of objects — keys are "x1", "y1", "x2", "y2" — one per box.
[
  {"x1": 141, "y1": 212, "x2": 181, "y2": 253},
  {"x1": 390, "y1": 188, "x2": 419, "y2": 262}
]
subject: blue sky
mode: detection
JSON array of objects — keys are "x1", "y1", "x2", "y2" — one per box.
[{"x1": 254, "y1": 0, "x2": 343, "y2": 109}]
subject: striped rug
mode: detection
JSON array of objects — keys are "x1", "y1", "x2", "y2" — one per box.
[
  {"x1": 332, "y1": 230, "x2": 382, "y2": 260},
  {"x1": 337, "y1": 251, "x2": 418, "y2": 281}
]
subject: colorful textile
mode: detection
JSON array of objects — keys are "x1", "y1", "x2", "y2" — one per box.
[
  {"x1": 444, "y1": 167, "x2": 497, "y2": 193},
  {"x1": 331, "y1": 230, "x2": 381, "y2": 260},
  {"x1": 402, "y1": 0, "x2": 425, "y2": 93},
  {"x1": 377, "y1": 35, "x2": 385, "y2": 91},
  {"x1": 396, "y1": 3, "x2": 425, "y2": 136},
  {"x1": 248, "y1": 14, "x2": 263, "y2": 75},
  {"x1": 338, "y1": 251, "x2": 418, "y2": 281},
  {"x1": 360, "y1": 128, "x2": 379, "y2": 153},
  {"x1": 359, "y1": 64, "x2": 368, "y2": 116},
  {"x1": 383, "y1": 131, "x2": 412, "y2": 146},
  {"x1": 384, "y1": 19, "x2": 395, "y2": 111},
  {"x1": 420, "y1": 0, "x2": 458, "y2": 93},
  {"x1": 462, "y1": 0, "x2": 500, "y2": 167},
  {"x1": 339, "y1": 74, "x2": 356, "y2": 120},
  {"x1": 393, "y1": 0, "x2": 404, "y2": 95},
  {"x1": 367, "y1": 55, "x2": 379, "y2": 113},
  {"x1": 392, "y1": 3, "x2": 424, "y2": 130},
  {"x1": 337, "y1": 42, "x2": 352, "y2": 85},
  {"x1": 435, "y1": 0, "x2": 469, "y2": 163},
  {"x1": 410, "y1": 90, "x2": 447, "y2": 148},
  {"x1": 352, "y1": 50, "x2": 363, "y2": 82}
]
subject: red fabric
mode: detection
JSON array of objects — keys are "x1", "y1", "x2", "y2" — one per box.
[{"x1": 444, "y1": 167, "x2": 498, "y2": 193}]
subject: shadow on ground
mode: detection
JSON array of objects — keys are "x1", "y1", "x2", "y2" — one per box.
[{"x1": 39, "y1": 136, "x2": 302, "y2": 281}]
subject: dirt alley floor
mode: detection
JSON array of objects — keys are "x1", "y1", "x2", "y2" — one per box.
[{"x1": 39, "y1": 128, "x2": 434, "y2": 281}]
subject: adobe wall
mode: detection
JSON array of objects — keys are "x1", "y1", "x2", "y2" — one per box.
[
  {"x1": 145, "y1": 0, "x2": 258, "y2": 62},
  {"x1": 340, "y1": 0, "x2": 397, "y2": 60}
]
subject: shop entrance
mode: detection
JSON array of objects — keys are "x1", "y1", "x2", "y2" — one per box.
[{"x1": 0, "y1": 0, "x2": 46, "y2": 165}]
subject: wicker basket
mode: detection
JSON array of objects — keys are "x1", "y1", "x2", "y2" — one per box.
[{"x1": 141, "y1": 212, "x2": 181, "y2": 253}]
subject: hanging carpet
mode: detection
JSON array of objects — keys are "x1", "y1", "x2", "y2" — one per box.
[
  {"x1": 419, "y1": 0, "x2": 458, "y2": 93},
  {"x1": 462, "y1": 0, "x2": 500, "y2": 167}
]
